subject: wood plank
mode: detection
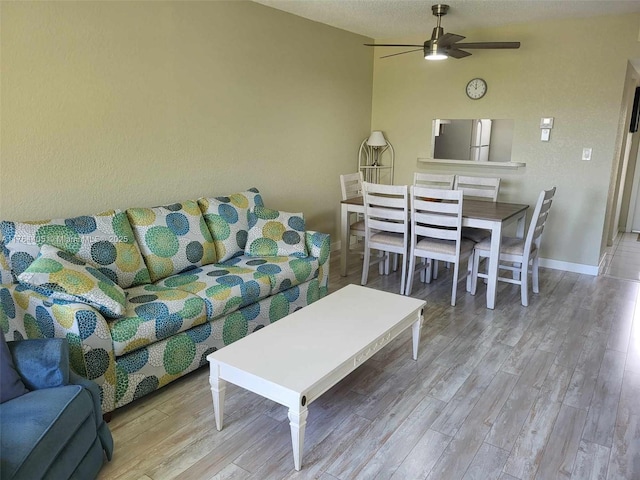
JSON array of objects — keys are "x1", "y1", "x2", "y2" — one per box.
[
  {"x1": 606, "y1": 370, "x2": 640, "y2": 480},
  {"x1": 571, "y1": 440, "x2": 610, "y2": 480},
  {"x1": 502, "y1": 363, "x2": 573, "y2": 480},
  {"x1": 354, "y1": 396, "x2": 445, "y2": 479},
  {"x1": 534, "y1": 405, "x2": 587, "y2": 479},
  {"x1": 324, "y1": 379, "x2": 434, "y2": 478},
  {"x1": 389, "y1": 429, "x2": 451, "y2": 480},
  {"x1": 582, "y1": 349, "x2": 626, "y2": 447},
  {"x1": 462, "y1": 443, "x2": 510, "y2": 480}
]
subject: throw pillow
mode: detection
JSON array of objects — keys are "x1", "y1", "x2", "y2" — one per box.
[
  {"x1": 198, "y1": 188, "x2": 264, "y2": 262},
  {"x1": 0, "y1": 330, "x2": 29, "y2": 403},
  {"x1": 17, "y1": 244, "x2": 127, "y2": 318},
  {"x1": 245, "y1": 206, "x2": 307, "y2": 258},
  {"x1": 0, "y1": 210, "x2": 150, "y2": 288},
  {"x1": 127, "y1": 200, "x2": 217, "y2": 282}
]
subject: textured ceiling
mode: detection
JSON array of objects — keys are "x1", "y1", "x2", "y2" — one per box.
[{"x1": 252, "y1": 0, "x2": 640, "y2": 40}]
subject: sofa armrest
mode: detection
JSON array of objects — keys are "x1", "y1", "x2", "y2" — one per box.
[
  {"x1": 1, "y1": 283, "x2": 117, "y2": 413},
  {"x1": 305, "y1": 231, "x2": 331, "y2": 263},
  {"x1": 305, "y1": 231, "x2": 330, "y2": 295},
  {"x1": 9, "y1": 338, "x2": 69, "y2": 390}
]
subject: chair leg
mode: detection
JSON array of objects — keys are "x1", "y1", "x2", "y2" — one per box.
[
  {"x1": 433, "y1": 260, "x2": 439, "y2": 280},
  {"x1": 532, "y1": 256, "x2": 540, "y2": 294},
  {"x1": 393, "y1": 253, "x2": 399, "y2": 272},
  {"x1": 513, "y1": 262, "x2": 521, "y2": 280},
  {"x1": 451, "y1": 261, "x2": 459, "y2": 306},
  {"x1": 379, "y1": 251, "x2": 386, "y2": 275},
  {"x1": 466, "y1": 256, "x2": 473, "y2": 292},
  {"x1": 405, "y1": 254, "x2": 416, "y2": 295},
  {"x1": 471, "y1": 250, "x2": 481, "y2": 295},
  {"x1": 361, "y1": 246, "x2": 371, "y2": 286},
  {"x1": 399, "y1": 254, "x2": 407, "y2": 295},
  {"x1": 521, "y1": 262, "x2": 529, "y2": 307}
]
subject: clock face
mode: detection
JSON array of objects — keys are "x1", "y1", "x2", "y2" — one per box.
[{"x1": 466, "y1": 78, "x2": 487, "y2": 100}]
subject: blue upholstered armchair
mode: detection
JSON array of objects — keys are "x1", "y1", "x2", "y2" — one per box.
[{"x1": 0, "y1": 333, "x2": 113, "y2": 479}]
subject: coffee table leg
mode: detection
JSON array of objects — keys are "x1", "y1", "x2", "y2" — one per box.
[
  {"x1": 288, "y1": 405, "x2": 308, "y2": 471},
  {"x1": 412, "y1": 316, "x2": 422, "y2": 360},
  {"x1": 209, "y1": 366, "x2": 226, "y2": 431}
]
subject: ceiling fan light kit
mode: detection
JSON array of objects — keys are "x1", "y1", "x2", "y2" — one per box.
[{"x1": 365, "y1": 4, "x2": 521, "y2": 61}]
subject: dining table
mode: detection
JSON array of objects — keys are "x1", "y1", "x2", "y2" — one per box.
[{"x1": 340, "y1": 196, "x2": 530, "y2": 309}]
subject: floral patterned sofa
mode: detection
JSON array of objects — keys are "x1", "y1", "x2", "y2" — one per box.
[{"x1": 0, "y1": 189, "x2": 330, "y2": 414}]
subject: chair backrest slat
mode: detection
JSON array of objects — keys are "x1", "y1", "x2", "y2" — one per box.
[
  {"x1": 413, "y1": 173, "x2": 455, "y2": 190},
  {"x1": 340, "y1": 172, "x2": 364, "y2": 201},
  {"x1": 454, "y1": 175, "x2": 500, "y2": 201},
  {"x1": 362, "y1": 182, "x2": 409, "y2": 237},
  {"x1": 524, "y1": 187, "x2": 556, "y2": 255},
  {"x1": 410, "y1": 186, "x2": 464, "y2": 247}
]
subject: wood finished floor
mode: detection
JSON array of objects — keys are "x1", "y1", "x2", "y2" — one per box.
[{"x1": 98, "y1": 251, "x2": 640, "y2": 480}]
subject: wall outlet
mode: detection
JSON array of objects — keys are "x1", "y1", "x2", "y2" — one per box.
[{"x1": 582, "y1": 148, "x2": 592, "y2": 161}]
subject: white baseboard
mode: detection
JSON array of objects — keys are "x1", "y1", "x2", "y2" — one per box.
[{"x1": 539, "y1": 258, "x2": 599, "y2": 276}]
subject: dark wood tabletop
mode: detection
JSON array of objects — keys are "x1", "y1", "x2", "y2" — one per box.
[{"x1": 342, "y1": 196, "x2": 529, "y2": 222}]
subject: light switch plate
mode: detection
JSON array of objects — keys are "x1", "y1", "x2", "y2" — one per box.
[
  {"x1": 541, "y1": 129, "x2": 550, "y2": 141},
  {"x1": 582, "y1": 148, "x2": 592, "y2": 161}
]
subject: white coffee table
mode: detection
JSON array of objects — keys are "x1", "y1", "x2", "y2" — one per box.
[{"x1": 207, "y1": 284, "x2": 426, "y2": 471}]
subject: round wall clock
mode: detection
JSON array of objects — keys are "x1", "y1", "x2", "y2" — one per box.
[{"x1": 466, "y1": 78, "x2": 487, "y2": 100}]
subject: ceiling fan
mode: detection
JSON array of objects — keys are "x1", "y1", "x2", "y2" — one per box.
[{"x1": 365, "y1": 4, "x2": 520, "y2": 60}]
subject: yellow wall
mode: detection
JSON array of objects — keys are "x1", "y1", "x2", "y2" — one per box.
[
  {"x1": 0, "y1": 1, "x2": 373, "y2": 241},
  {"x1": 371, "y1": 14, "x2": 640, "y2": 268}
]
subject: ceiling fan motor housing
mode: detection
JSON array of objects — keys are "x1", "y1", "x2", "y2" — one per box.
[{"x1": 432, "y1": 4, "x2": 449, "y2": 17}]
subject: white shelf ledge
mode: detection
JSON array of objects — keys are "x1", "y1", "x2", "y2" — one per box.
[{"x1": 417, "y1": 158, "x2": 526, "y2": 169}]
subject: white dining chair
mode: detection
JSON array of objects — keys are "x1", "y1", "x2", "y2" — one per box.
[
  {"x1": 455, "y1": 175, "x2": 501, "y2": 290},
  {"x1": 405, "y1": 186, "x2": 475, "y2": 306},
  {"x1": 340, "y1": 172, "x2": 366, "y2": 252},
  {"x1": 413, "y1": 172, "x2": 456, "y2": 278},
  {"x1": 413, "y1": 172, "x2": 456, "y2": 189},
  {"x1": 361, "y1": 182, "x2": 410, "y2": 295},
  {"x1": 470, "y1": 187, "x2": 556, "y2": 307}
]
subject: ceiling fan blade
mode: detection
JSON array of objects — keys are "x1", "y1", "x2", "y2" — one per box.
[
  {"x1": 447, "y1": 48, "x2": 472, "y2": 59},
  {"x1": 380, "y1": 48, "x2": 423, "y2": 59},
  {"x1": 364, "y1": 43, "x2": 424, "y2": 47},
  {"x1": 437, "y1": 32, "x2": 465, "y2": 47},
  {"x1": 455, "y1": 42, "x2": 521, "y2": 49}
]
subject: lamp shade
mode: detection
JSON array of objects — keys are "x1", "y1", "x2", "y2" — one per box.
[{"x1": 367, "y1": 131, "x2": 387, "y2": 147}]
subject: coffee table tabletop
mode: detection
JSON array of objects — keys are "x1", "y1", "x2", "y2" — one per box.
[{"x1": 207, "y1": 284, "x2": 426, "y2": 470}]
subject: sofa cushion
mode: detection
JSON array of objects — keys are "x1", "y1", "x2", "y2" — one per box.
[
  {"x1": 0, "y1": 330, "x2": 28, "y2": 403},
  {"x1": 0, "y1": 385, "x2": 95, "y2": 480},
  {"x1": 0, "y1": 210, "x2": 150, "y2": 289},
  {"x1": 109, "y1": 284, "x2": 208, "y2": 357},
  {"x1": 198, "y1": 188, "x2": 264, "y2": 263},
  {"x1": 127, "y1": 200, "x2": 217, "y2": 283},
  {"x1": 17, "y1": 245, "x2": 127, "y2": 318},
  {"x1": 156, "y1": 264, "x2": 272, "y2": 321},
  {"x1": 245, "y1": 206, "x2": 307, "y2": 258},
  {"x1": 224, "y1": 255, "x2": 320, "y2": 294}
]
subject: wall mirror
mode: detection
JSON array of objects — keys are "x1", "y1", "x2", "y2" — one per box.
[{"x1": 431, "y1": 118, "x2": 514, "y2": 163}]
